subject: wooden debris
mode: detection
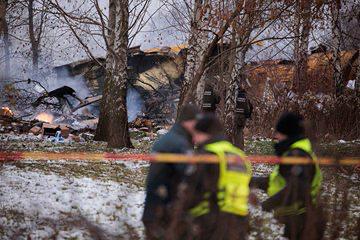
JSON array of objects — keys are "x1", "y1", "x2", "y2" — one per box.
[
  {"x1": 29, "y1": 126, "x2": 42, "y2": 135},
  {"x1": 42, "y1": 123, "x2": 70, "y2": 138}
]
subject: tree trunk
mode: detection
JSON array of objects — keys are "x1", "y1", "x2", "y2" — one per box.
[
  {"x1": 184, "y1": 4, "x2": 242, "y2": 104},
  {"x1": 224, "y1": 28, "x2": 248, "y2": 148},
  {"x1": 95, "y1": 0, "x2": 131, "y2": 148},
  {"x1": 293, "y1": 0, "x2": 311, "y2": 94},
  {"x1": 224, "y1": 0, "x2": 255, "y2": 148},
  {"x1": 94, "y1": 0, "x2": 116, "y2": 142},
  {"x1": 0, "y1": 0, "x2": 10, "y2": 82},
  {"x1": 28, "y1": 0, "x2": 39, "y2": 70},
  {"x1": 356, "y1": 49, "x2": 360, "y2": 91},
  {"x1": 178, "y1": 1, "x2": 243, "y2": 113},
  {"x1": 178, "y1": 0, "x2": 208, "y2": 113},
  {"x1": 331, "y1": 0, "x2": 343, "y2": 96}
]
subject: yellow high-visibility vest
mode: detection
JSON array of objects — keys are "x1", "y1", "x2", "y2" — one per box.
[
  {"x1": 190, "y1": 141, "x2": 252, "y2": 217},
  {"x1": 267, "y1": 138, "x2": 323, "y2": 215}
]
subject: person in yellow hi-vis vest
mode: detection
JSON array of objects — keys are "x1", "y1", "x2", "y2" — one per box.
[
  {"x1": 251, "y1": 112, "x2": 325, "y2": 240},
  {"x1": 179, "y1": 114, "x2": 253, "y2": 240}
]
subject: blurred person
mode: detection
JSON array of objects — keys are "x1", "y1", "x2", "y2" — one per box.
[
  {"x1": 251, "y1": 112, "x2": 324, "y2": 240},
  {"x1": 181, "y1": 114, "x2": 252, "y2": 240},
  {"x1": 202, "y1": 83, "x2": 220, "y2": 113},
  {"x1": 142, "y1": 104, "x2": 200, "y2": 240},
  {"x1": 234, "y1": 87, "x2": 253, "y2": 149}
]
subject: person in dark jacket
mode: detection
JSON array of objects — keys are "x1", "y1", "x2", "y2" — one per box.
[
  {"x1": 202, "y1": 83, "x2": 220, "y2": 113},
  {"x1": 142, "y1": 104, "x2": 200, "y2": 240},
  {"x1": 181, "y1": 114, "x2": 252, "y2": 240},
  {"x1": 234, "y1": 88, "x2": 253, "y2": 149},
  {"x1": 251, "y1": 112, "x2": 324, "y2": 240}
]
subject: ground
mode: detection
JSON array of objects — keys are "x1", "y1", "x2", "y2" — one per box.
[{"x1": 0, "y1": 133, "x2": 359, "y2": 239}]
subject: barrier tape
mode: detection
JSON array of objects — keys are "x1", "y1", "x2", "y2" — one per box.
[{"x1": 0, "y1": 151, "x2": 359, "y2": 165}]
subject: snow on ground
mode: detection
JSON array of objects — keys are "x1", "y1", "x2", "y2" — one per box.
[
  {"x1": 0, "y1": 163, "x2": 145, "y2": 239},
  {"x1": 0, "y1": 136, "x2": 359, "y2": 239}
]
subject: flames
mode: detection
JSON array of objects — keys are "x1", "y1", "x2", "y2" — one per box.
[
  {"x1": 35, "y1": 112, "x2": 54, "y2": 123},
  {"x1": 0, "y1": 107, "x2": 14, "y2": 117}
]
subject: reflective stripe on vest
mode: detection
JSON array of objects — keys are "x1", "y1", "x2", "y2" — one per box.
[
  {"x1": 189, "y1": 192, "x2": 211, "y2": 217},
  {"x1": 274, "y1": 201, "x2": 306, "y2": 216},
  {"x1": 190, "y1": 141, "x2": 252, "y2": 217},
  {"x1": 267, "y1": 139, "x2": 323, "y2": 215}
]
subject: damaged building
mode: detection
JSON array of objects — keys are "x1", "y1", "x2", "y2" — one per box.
[
  {"x1": 53, "y1": 45, "x2": 185, "y2": 122},
  {"x1": 51, "y1": 44, "x2": 359, "y2": 121}
]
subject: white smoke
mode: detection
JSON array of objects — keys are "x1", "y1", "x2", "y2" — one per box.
[
  {"x1": 46, "y1": 67, "x2": 90, "y2": 99},
  {"x1": 126, "y1": 87, "x2": 144, "y2": 121}
]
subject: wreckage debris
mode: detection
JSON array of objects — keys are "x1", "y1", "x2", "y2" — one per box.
[
  {"x1": 129, "y1": 117, "x2": 153, "y2": 131},
  {"x1": 33, "y1": 86, "x2": 83, "y2": 108},
  {"x1": 29, "y1": 126, "x2": 42, "y2": 135},
  {"x1": 0, "y1": 111, "x2": 33, "y2": 134},
  {"x1": 42, "y1": 123, "x2": 70, "y2": 138},
  {"x1": 1, "y1": 105, "x2": 171, "y2": 147},
  {"x1": 0, "y1": 107, "x2": 88, "y2": 142}
]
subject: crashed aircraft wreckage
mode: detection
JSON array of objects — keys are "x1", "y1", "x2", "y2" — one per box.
[
  {"x1": 28, "y1": 45, "x2": 360, "y2": 120},
  {"x1": 33, "y1": 85, "x2": 102, "y2": 113}
]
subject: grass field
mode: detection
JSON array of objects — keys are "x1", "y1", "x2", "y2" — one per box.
[{"x1": 0, "y1": 134, "x2": 359, "y2": 239}]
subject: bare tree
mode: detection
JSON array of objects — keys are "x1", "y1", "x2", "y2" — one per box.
[
  {"x1": 49, "y1": 0, "x2": 152, "y2": 147},
  {"x1": 224, "y1": 0, "x2": 257, "y2": 148},
  {"x1": 95, "y1": 0, "x2": 132, "y2": 148},
  {"x1": 94, "y1": 0, "x2": 116, "y2": 143},
  {"x1": 27, "y1": 0, "x2": 47, "y2": 70},
  {"x1": 177, "y1": 1, "x2": 245, "y2": 111},
  {"x1": 292, "y1": 0, "x2": 313, "y2": 94},
  {"x1": 0, "y1": 0, "x2": 10, "y2": 81},
  {"x1": 339, "y1": 0, "x2": 360, "y2": 91},
  {"x1": 49, "y1": 0, "x2": 152, "y2": 66},
  {"x1": 330, "y1": 0, "x2": 343, "y2": 96},
  {"x1": 184, "y1": 0, "x2": 209, "y2": 106}
]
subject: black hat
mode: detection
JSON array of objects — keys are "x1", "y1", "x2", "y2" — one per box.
[
  {"x1": 275, "y1": 112, "x2": 304, "y2": 136},
  {"x1": 195, "y1": 113, "x2": 224, "y2": 136}
]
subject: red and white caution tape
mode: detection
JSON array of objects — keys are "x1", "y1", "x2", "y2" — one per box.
[{"x1": 0, "y1": 151, "x2": 359, "y2": 165}]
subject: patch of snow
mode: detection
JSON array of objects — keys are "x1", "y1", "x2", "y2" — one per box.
[
  {"x1": 316, "y1": 103, "x2": 323, "y2": 110},
  {"x1": 156, "y1": 129, "x2": 168, "y2": 135},
  {"x1": 140, "y1": 137, "x2": 151, "y2": 142},
  {"x1": 0, "y1": 133, "x2": 43, "y2": 142},
  {"x1": 346, "y1": 80, "x2": 356, "y2": 90},
  {"x1": 0, "y1": 165, "x2": 145, "y2": 239}
]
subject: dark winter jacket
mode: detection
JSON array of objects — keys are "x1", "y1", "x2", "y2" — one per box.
[
  {"x1": 251, "y1": 136, "x2": 316, "y2": 212},
  {"x1": 183, "y1": 137, "x2": 249, "y2": 240},
  {"x1": 142, "y1": 123, "x2": 193, "y2": 223},
  {"x1": 202, "y1": 84, "x2": 220, "y2": 113}
]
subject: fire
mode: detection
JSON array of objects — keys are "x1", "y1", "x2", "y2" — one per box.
[
  {"x1": 35, "y1": 112, "x2": 54, "y2": 123},
  {"x1": 0, "y1": 107, "x2": 14, "y2": 117}
]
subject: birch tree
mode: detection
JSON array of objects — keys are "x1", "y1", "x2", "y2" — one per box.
[
  {"x1": 224, "y1": 1, "x2": 253, "y2": 147},
  {"x1": 192, "y1": 1, "x2": 209, "y2": 105},
  {"x1": 27, "y1": 0, "x2": 49, "y2": 70},
  {"x1": 49, "y1": 0, "x2": 151, "y2": 147},
  {"x1": 177, "y1": 0, "x2": 209, "y2": 110},
  {"x1": 292, "y1": 0, "x2": 312, "y2": 94},
  {"x1": 177, "y1": 1, "x2": 245, "y2": 111},
  {"x1": 28, "y1": 0, "x2": 38, "y2": 70},
  {"x1": 0, "y1": 0, "x2": 10, "y2": 82},
  {"x1": 95, "y1": 0, "x2": 132, "y2": 148},
  {"x1": 356, "y1": 56, "x2": 360, "y2": 91},
  {"x1": 330, "y1": 0, "x2": 343, "y2": 96},
  {"x1": 94, "y1": 0, "x2": 116, "y2": 143}
]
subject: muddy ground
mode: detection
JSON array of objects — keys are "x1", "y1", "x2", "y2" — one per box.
[{"x1": 0, "y1": 133, "x2": 359, "y2": 240}]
